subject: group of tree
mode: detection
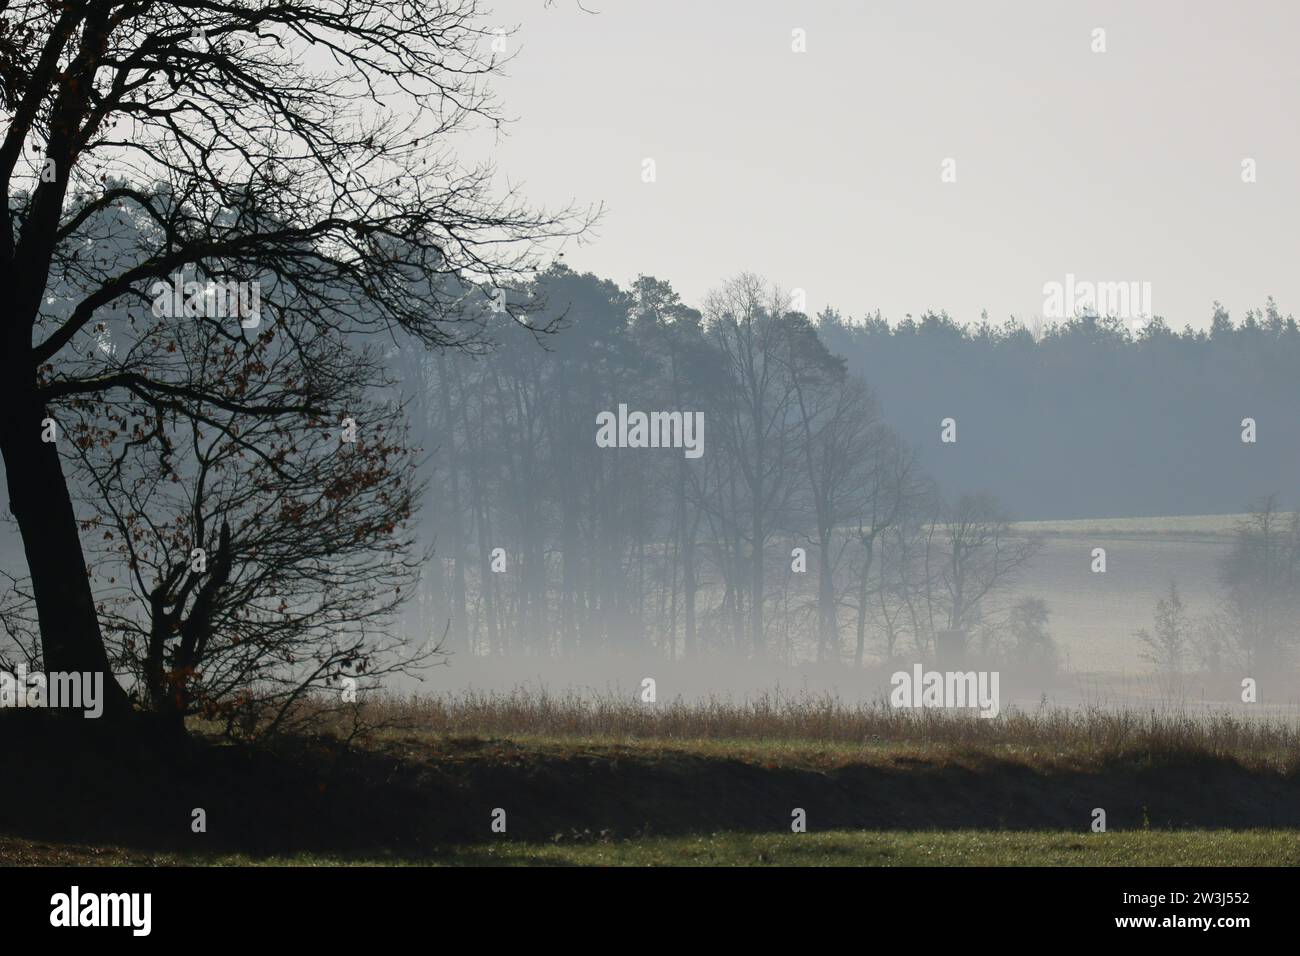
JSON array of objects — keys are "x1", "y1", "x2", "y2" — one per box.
[
  {"x1": 815, "y1": 301, "x2": 1300, "y2": 519},
  {"x1": 1142, "y1": 496, "x2": 1300, "y2": 684},
  {"x1": 402, "y1": 267, "x2": 1041, "y2": 668}
]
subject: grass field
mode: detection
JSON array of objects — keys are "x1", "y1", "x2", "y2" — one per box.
[
  {"x1": 355, "y1": 689, "x2": 1300, "y2": 760},
  {"x1": 5, "y1": 829, "x2": 1298, "y2": 867},
  {"x1": 1006, "y1": 520, "x2": 1230, "y2": 675},
  {"x1": 4, "y1": 694, "x2": 1299, "y2": 867}
]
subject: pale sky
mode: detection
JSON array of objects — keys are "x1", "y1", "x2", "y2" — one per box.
[{"x1": 472, "y1": 0, "x2": 1300, "y2": 328}]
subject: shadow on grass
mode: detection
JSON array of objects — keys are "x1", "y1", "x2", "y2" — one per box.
[{"x1": 3, "y1": 712, "x2": 1299, "y2": 862}]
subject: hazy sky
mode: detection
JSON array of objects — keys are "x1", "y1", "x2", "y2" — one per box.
[{"x1": 474, "y1": 0, "x2": 1300, "y2": 328}]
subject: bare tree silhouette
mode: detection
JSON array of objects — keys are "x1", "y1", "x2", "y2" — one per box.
[{"x1": 0, "y1": 0, "x2": 591, "y2": 718}]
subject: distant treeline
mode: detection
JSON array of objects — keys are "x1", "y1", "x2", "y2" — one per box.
[
  {"x1": 395, "y1": 265, "x2": 1299, "y2": 663},
  {"x1": 816, "y1": 299, "x2": 1300, "y2": 519}
]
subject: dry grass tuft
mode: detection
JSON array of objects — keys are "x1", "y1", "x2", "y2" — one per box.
[{"x1": 310, "y1": 688, "x2": 1300, "y2": 772}]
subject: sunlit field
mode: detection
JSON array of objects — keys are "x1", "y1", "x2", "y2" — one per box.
[{"x1": 6, "y1": 830, "x2": 1297, "y2": 867}]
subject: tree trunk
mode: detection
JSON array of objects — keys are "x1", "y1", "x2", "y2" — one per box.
[
  {"x1": 854, "y1": 535, "x2": 875, "y2": 669},
  {"x1": 818, "y1": 530, "x2": 837, "y2": 663},
  {"x1": 437, "y1": 355, "x2": 468, "y2": 653},
  {"x1": 683, "y1": 508, "x2": 699, "y2": 659},
  {"x1": 0, "y1": 387, "x2": 131, "y2": 719},
  {"x1": 751, "y1": 505, "x2": 765, "y2": 656}
]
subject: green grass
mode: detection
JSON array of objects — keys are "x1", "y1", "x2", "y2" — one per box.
[
  {"x1": 7, "y1": 830, "x2": 1297, "y2": 867},
  {"x1": 455, "y1": 830, "x2": 1300, "y2": 867},
  {"x1": 8, "y1": 701, "x2": 1300, "y2": 867}
]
